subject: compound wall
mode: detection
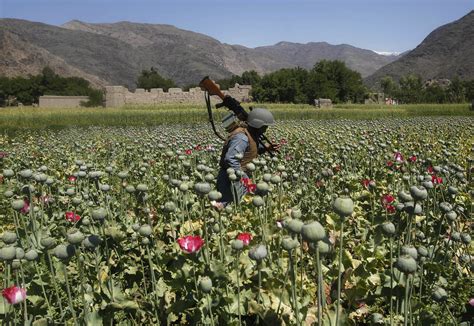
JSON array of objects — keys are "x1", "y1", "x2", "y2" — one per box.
[
  {"x1": 105, "y1": 84, "x2": 252, "y2": 107},
  {"x1": 39, "y1": 96, "x2": 90, "y2": 108}
]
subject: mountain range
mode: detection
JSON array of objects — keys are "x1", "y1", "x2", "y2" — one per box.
[
  {"x1": 0, "y1": 10, "x2": 473, "y2": 90},
  {"x1": 365, "y1": 10, "x2": 474, "y2": 87},
  {"x1": 0, "y1": 18, "x2": 398, "y2": 88}
]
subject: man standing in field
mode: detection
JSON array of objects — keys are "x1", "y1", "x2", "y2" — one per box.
[{"x1": 212, "y1": 108, "x2": 280, "y2": 208}]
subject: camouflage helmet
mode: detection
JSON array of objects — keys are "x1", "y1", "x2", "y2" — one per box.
[{"x1": 246, "y1": 108, "x2": 275, "y2": 128}]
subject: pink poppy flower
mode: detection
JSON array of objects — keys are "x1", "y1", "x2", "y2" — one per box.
[
  {"x1": 20, "y1": 199, "x2": 30, "y2": 215},
  {"x1": 408, "y1": 155, "x2": 417, "y2": 163},
  {"x1": 2, "y1": 286, "x2": 26, "y2": 305},
  {"x1": 432, "y1": 175, "x2": 443, "y2": 184},
  {"x1": 242, "y1": 178, "x2": 256, "y2": 194},
  {"x1": 361, "y1": 179, "x2": 371, "y2": 188},
  {"x1": 65, "y1": 211, "x2": 81, "y2": 223},
  {"x1": 177, "y1": 236, "x2": 204, "y2": 253},
  {"x1": 236, "y1": 233, "x2": 252, "y2": 246},
  {"x1": 185, "y1": 149, "x2": 192, "y2": 155},
  {"x1": 381, "y1": 194, "x2": 395, "y2": 206},
  {"x1": 386, "y1": 205, "x2": 396, "y2": 214},
  {"x1": 394, "y1": 152, "x2": 404, "y2": 162},
  {"x1": 68, "y1": 176, "x2": 77, "y2": 182}
]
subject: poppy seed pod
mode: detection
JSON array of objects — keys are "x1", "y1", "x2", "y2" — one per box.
[
  {"x1": 381, "y1": 222, "x2": 396, "y2": 236},
  {"x1": 132, "y1": 223, "x2": 140, "y2": 232},
  {"x1": 194, "y1": 182, "x2": 211, "y2": 196},
  {"x1": 1, "y1": 231, "x2": 17, "y2": 245},
  {"x1": 290, "y1": 208, "x2": 302, "y2": 219},
  {"x1": 117, "y1": 171, "x2": 128, "y2": 180},
  {"x1": 231, "y1": 239, "x2": 244, "y2": 251},
  {"x1": 164, "y1": 201, "x2": 177, "y2": 213},
  {"x1": 204, "y1": 173, "x2": 214, "y2": 182},
  {"x1": 401, "y1": 245, "x2": 418, "y2": 260},
  {"x1": 249, "y1": 244, "x2": 267, "y2": 262},
  {"x1": 19, "y1": 169, "x2": 32, "y2": 178},
  {"x1": 281, "y1": 237, "x2": 299, "y2": 251},
  {"x1": 409, "y1": 186, "x2": 428, "y2": 201},
  {"x1": 11, "y1": 200, "x2": 26, "y2": 211},
  {"x1": 82, "y1": 235, "x2": 102, "y2": 250},
  {"x1": 15, "y1": 248, "x2": 25, "y2": 259},
  {"x1": 256, "y1": 182, "x2": 270, "y2": 195},
  {"x1": 301, "y1": 221, "x2": 326, "y2": 243},
  {"x1": 333, "y1": 197, "x2": 354, "y2": 218},
  {"x1": 439, "y1": 202, "x2": 452, "y2": 213},
  {"x1": 397, "y1": 191, "x2": 413, "y2": 203},
  {"x1": 252, "y1": 196, "x2": 265, "y2": 207},
  {"x1": 431, "y1": 287, "x2": 448, "y2": 302},
  {"x1": 25, "y1": 249, "x2": 39, "y2": 261},
  {"x1": 263, "y1": 173, "x2": 272, "y2": 182},
  {"x1": 40, "y1": 237, "x2": 56, "y2": 249},
  {"x1": 92, "y1": 208, "x2": 107, "y2": 221},
  {"x1": 395, "y1": 255, "x2": 417, "y2": 274},
  {"x1": 3, "y1": 169, "x2": 14, "y2": 177},
  {"x1": 417, "y1": 246, "x2": 428, "y2": 258},
  {"x1": 179, "y1": 183, "x2": 189, "y2": 192},
  {"x1": 136, "y1": 184, "x2": 148, "y2": 192},
  {"x1": 312, "y1": 237, "x2": 333, "y2": 255},
  {"x1": 246, "y1": 163, "x2": 256, "y2": 171},
  {"x1": 125, "y1": 185, "x2": 136, "y2": 194},
  {"x1": 199, "y1": 277, "x2": 213, "y2": 293},
  {"x1": 445, "y1": 210, "x2": 457, "y2": 221},
  {"x1": 67, "y1": 229, "x2": 85, "y2": 245},
  {"x1": 208, "y1": 191, "x2": 222, "y2": 201},
  {"x1": 270, "y1": 175, "x2": 281, "y2": 184},
  {"x1": 285, "y1": 219, "x2": 304, "y2": 234},
  {"x1": 53, "y1": 244, "x2": 76, "y2": 260},
  {"x1": 371, "y1": 313, "x2": 384, "y2": 324},
  {"x1": 460, "y1": 233, "x2": 471, "y2": 245},
  {"x1": 447, "y1": 186, "x2": 458, "y2": 195},
  {"x1": 0, "y1": 246, "x2": 17, "y2": 261},
  {"x1": 139, "y1": 224, "x2": 153, "y2": 237}
]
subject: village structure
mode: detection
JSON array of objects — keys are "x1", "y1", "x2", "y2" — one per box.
[{"x1": 35, "y1": 84, "x2": 252, "y2": 108}]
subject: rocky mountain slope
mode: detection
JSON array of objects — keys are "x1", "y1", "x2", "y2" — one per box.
[
  {"x1": 365, "y1": 10, "x2": 474, "y2": 88},
  {"x1": 1, "y1": 18, "x2": 399, "y2": 88}
]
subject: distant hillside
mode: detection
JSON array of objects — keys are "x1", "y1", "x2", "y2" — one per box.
[
  {"x1": 366, "y1": 10, "x2": 474, "y2": 88},
  {"x1": 0, "y1": 18, "x2": 399, "y2": 88},
  {"x1": 254, "y1": 41, "x2": 398, "y2": 77}
]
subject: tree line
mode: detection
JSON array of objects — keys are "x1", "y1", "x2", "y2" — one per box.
[
  {"x1": 380, "y1": 75, "x2": 474, "y2": 104},
  {"x1": 0, "y1": 67, "x2": 103, "y2": 107},
  {"x1": 2, "y1": 64, "x2": 473, "y2": 107}
]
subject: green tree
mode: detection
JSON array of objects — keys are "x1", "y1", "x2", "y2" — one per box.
[
  {"x1": 0, "y1": 67, "x2": 104, "y2": 106},
  {"x1": 463, "y1": 80, "x2": 474, "y2": 101},
  {"x1": 307, "y1": 60, "x2": 365, "y2": 103},
  {"x1": 398, "y1": 74, "x2": 423, "y2": 103},
  {"x1": 380, "y1": 76, "x2": 398, "y2": 98},
  {"x1": 252, "y1": 67, "x2": 309, "y2": 103},
  {"x1": 423, "y1": 85, "x2": 448, "y2": 103},
  {"x1": 216, "y1": 70, "x2": 261, "y2": 90},
  {"x1": 136, "y1": 67, "x2": 176, "y2": 91},
  {"x1": 446, "y1": 77, "x2": 465, "y2": 103}
]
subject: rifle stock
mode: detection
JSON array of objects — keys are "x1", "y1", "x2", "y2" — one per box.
[{"x1": 199, "y1": 76, "x2": 226, "y2": 100}]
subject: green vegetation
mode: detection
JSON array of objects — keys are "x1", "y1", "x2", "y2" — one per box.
[
  {"x1": 380, "y1": 75, "x2": 474, "y2": 104},
  {"x1": 136, "y1": 67, "x2": 176, "y2": 91},
  {"x1": 0, "y1": 67, "x2": 103, "y2": 107},
  {"x1": 0, "y1": 103, "x2": 472, "y2": 134},
  {"x1": 218, "y1": 61, "x2": 365, "y2": 104}
]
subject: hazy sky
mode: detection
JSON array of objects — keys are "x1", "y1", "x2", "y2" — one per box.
[{"x1": 1, "y1": 0, "x2": 472, "y2": 53}]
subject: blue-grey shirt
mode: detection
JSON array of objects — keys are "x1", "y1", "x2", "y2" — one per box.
[{"x1": 223, "y1": 132, "x2": 266, "y2": 172}]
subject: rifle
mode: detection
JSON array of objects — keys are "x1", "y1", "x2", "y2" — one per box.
[{"x1": 199, "y1": 76, "x2": 278, "y2": 156}]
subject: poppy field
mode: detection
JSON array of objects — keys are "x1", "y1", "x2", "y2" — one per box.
[{"x1": 0, "y1": 116, "x2": 473, "y2": 325}]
